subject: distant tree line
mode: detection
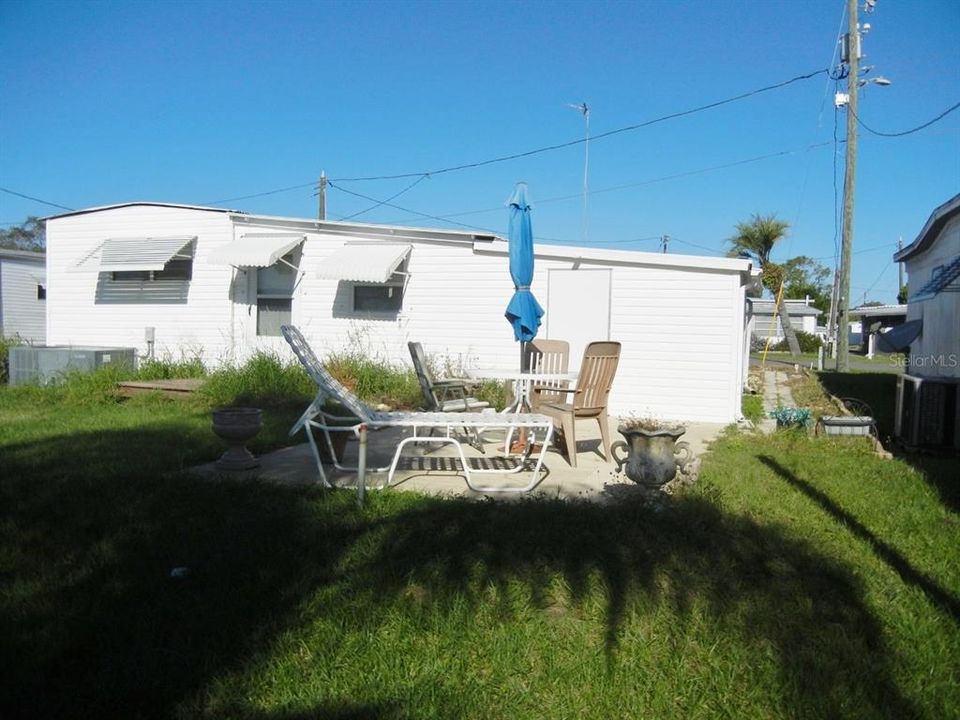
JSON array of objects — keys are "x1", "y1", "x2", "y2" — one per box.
[{"x1": 0, "y1": 217, "x2": 45, "y2": 251}]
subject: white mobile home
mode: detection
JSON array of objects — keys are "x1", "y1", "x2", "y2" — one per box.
[
  {"x1": 45, "y1": 203, "x2": 753, "y2": 422},
  {"x1": 0, "y1": 249, "x2": 46, "y2": 343},
  {"x1": 894, "y1": 193, "x2": 960, "y2": 379},
  {"x1": 892, "y1": 193, "x2": 960, "y2": 451},
  {"x1": 747, "y1": 298, "x2": 821, "y2": 342}
]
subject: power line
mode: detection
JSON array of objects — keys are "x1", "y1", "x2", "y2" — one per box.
[
  {"x1": 811, "y1": 241, "x2": 896, "y2": 262},
  {"x1": 862, "y1": 260, "x2": 893, "y2": 298},
  {"x1": 670, "y1": 238, "x2": 726, "y2": 255},
  {"x1": 327, "y1": 181, "x2": 499, "y2": 233},
  {"x1": 337, "y1": 174, "x2": 429, "y2": 221},
  {"x1": 205, "y1": 181, "x2": 318, "y2": 206},
  {"x1": 330, "y1": 68, "x2": 829, "y2": 182},
  {"x1": 0, "y1": 187, "x2": 74, "y2": 211},
  {"x1": 591, "y1": 235, "x2": 662, "y2": 246},
  {"x1": 852, "y1": 100, "x2": 960, "y2": 138},
  {"x1": 195, "y1": 67, "x2": 829, "y2": 209},
  {"x1": 377, "y1": 139, "x2": 836, "y2": 227}
]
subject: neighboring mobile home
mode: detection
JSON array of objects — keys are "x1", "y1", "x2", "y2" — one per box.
[
  {"x1": 747, "y1": 297, "x2": 821, "y2": 344},
  {"x1": 0, "y1": 248, "x2": 46, "y2": 343},
  {"x1": 44, "y1": 202, "x2": 753, "y2": 422},
  {"x1": 892, "y1": 192, "x2": 960, "y2": 450}
]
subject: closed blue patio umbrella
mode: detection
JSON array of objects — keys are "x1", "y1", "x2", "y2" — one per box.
[{"x1": 504, "y1": 182, "x2": 544, "y2": 347}]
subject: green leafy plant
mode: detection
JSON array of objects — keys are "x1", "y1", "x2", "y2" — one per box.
[{"x1": 768, "y1": 406, "x2": 812, "y2": 428}]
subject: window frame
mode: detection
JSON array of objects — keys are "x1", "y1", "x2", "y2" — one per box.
[{"x1": 255, "y1": 250, "x2": 301, "y2": 337}]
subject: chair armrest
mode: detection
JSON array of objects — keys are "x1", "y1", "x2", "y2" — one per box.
[
  {"x1": 434, "y1": 379, "x2": 470, "y2": 388},
  {"x1": 531, "y1": 386, "x2": 576, "y2": 396}
]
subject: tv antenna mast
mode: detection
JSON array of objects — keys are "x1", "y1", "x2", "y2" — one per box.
[{"x1": 567, "y1": 102, "x2": 590, "y2": 244}]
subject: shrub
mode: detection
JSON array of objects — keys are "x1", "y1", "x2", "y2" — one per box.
[
  {"x1": 137, "y1": 355, "x2": 207, "y2": 380},
  {"x1": 60, "y1": 363, "x2": 136, "y2": 405},
  {"x1": 199, "y1": 352, "x2": 313, "y2": 408},
  {"x1": 793, "y1": 330, "x2": 823, "y2": 353},
  {"x1": 750, "y1": 334, "x2": 773, "y2": 352},
  {"x1": 0, "y1": 334, "x2": 20, "y2": 383},
  {"x1": 325, "y1": 349, "x2": 421, "y2": 410}
]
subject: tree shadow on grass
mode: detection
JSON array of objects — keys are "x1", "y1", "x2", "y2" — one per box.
[
  {"x1": 818, "y1": 371, "x2": 960, "y2": 513},
  {"x1": 338, "y1": 494, "x2": 920, "y2": 718},
  {"x1": 0, "y1": 424, "x2": 923, "y2": 719},
  {"x1": 0, "y1": 424, "x2": 368, "y2": 719},
  {"x1": 760, "y1": 455, "x2": 960, "y2": 624}
]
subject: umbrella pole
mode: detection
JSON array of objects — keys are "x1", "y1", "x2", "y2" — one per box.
[{"x1": 512, "y1": 341, "x2": 530, "y2": 454}]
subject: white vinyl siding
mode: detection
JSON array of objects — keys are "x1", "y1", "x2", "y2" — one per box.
[
  {"x1": 46, "y1": 206, "x2": 235, "y2": 362},
  {"x1": 0, "y1": 256, "x2": 46, "y2": 343},
  {"x1": 45, "y1": 206, "x2": 751, "y2": 422},
  {"x1": 904, "y1": 215, "x2": 960, "y2": 379}
]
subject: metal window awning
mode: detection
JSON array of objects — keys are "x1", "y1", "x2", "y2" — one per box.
[
  {"x1": 911, "y1": 254, "x2": 960, "y2": 301},
  {"x1": 206, "y1": 233, "x2": 305, "y2": 268},
  {"x1": 72, "y1": 236, "x2": 196, "y2": 272},
  {"x1": 317, "y1": 243, "x2": 412, "y2": 283}
]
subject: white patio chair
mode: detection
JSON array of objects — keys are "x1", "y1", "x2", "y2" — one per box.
[{"x1": 281, "y1": 325, "x2": 554, "y2": 497}]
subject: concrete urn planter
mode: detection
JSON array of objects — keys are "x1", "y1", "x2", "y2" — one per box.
[
  {"x1": 613, "y1": 425, "x2": 693, "y2": 488},
  {"x1": 819, "y1": 415, "x2": 875, "y2": 437},
  {"x1": 212, "y1": 407, "x2": 263, "y2": 471}
]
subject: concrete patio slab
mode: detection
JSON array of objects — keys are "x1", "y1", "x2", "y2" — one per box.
[{"x1": 192, "y1": 417, "x2": 728, "y2": 501}]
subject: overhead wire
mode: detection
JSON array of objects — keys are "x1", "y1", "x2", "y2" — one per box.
[
  {"x1": 329, "y1": 68, "x2": 829, "y2": 182},
  {"x1": 810, "y1": 241, "x2": 896, "y2": 261},
  {"x1": 337, "y1": 174, "x2": 429, "y2": 221},
  {"x1": 785, "y1": 7, "x2": 847, "y2": 260},
  {"x1": 0, "y1": 187, "x2": 74, "y2": 212},
  {"x1": 375, "y1": 140, "x2": 836, "y2": 230},
  {"x1": 860, "y1": 259, "x2": 893, "y2": 300},
  {"x1": 196, "y1": 67, "x2": 829, "y2": 209},
  {"x1": 851, "y1": 100, "x2": 960, "y2": 138},
  {"x1": 327, "y1": 181, "x2": 500, "y2": 234},
  {"x1": 205, "y1": 180, "x2": 319, "y2": 206}
]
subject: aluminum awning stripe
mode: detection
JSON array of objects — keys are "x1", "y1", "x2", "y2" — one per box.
[
  {"x1": 317, "y1": 243, "x2": 412, "y2": 283},
  {"x1": 72, "y1": 236, "x2": 196, "y2": 272},
  {"x1": 911, "y1": 254, "x2": 960, "y2": 301},
  {"x1": 206, "y1": 234, "x2": 305, "y2": 267}
]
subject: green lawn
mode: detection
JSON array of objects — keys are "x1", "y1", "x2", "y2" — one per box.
[
  {"x1": 753, "y1": 351, "x2": 905, "y2": 373},
  {"x1": 1, "y1": 374, "x2": 958, "y2": 719}
]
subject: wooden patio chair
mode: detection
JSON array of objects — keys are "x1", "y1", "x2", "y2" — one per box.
[
  {"x1": 535, "y1": 341, "x2": 621, "y2": 467},
  {"x1": 524, "y1": 339, "x2": 570, "y2": 409}
]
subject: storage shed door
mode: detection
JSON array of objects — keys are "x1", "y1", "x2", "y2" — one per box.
[{"x1": 545, "y1": 269, "x2": 612, "y2": 370}]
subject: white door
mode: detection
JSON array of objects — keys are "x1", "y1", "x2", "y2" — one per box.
[{"x1": 545, "y1": 269, "x2": 612, "y2": 370}]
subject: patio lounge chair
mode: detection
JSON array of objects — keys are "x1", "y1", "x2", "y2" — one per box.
[
  {"x1": 408, "y1": 341, "x2": 489, "y2": 412},
  {"x1": 534, "y1": 341, "x2": 621, "y2": 467},
  {"x1": 281, "y1": 325, "x2": 554, "y2": 495},
  {"x1": 524, "y1": 339, "x2": 570, "y2": 409}
]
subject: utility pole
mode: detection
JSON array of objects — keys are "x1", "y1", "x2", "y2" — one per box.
[
  {"x1": 897, "y1": 236, "x2": 904, "y2": 297},
  {"x1": 827, "y1": 268, "x2": 840, "y2": 358},
  {"x1": 836, "y1": 0, "x2": 860, "y2": 371},
  {"x1": 661, "y1": 234, "x2": 670, "y2": 254},
  {"x1": 318, "y1": 171, "x2": 327, "y2": 220}
]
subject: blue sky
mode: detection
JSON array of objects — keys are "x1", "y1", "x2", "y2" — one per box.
[{"x1": 1, "y1": 0, "x2": 957, "y2": 303}]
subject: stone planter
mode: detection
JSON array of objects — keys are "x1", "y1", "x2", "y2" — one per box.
[
  {"x1": 612, "y1": 425, "x2": 693, "y2": 488},
  {"x1": 819, "y1": 415, "x2": 875, "y2": 437},
  {"x1": 212, "y1": 407, "x2": 263, "y2": 471}
]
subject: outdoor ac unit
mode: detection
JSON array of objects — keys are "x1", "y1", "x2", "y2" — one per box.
[
  {"x1": 8, "y1": 346, "x2": 136, "y2": 386},
  {"x1": 895, "y1": 374, "x2": 960, "y2": 450}
]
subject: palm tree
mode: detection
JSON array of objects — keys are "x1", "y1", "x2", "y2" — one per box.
[{"x1": 728, "y1": 213, "x2": 802, "y2": 357}]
